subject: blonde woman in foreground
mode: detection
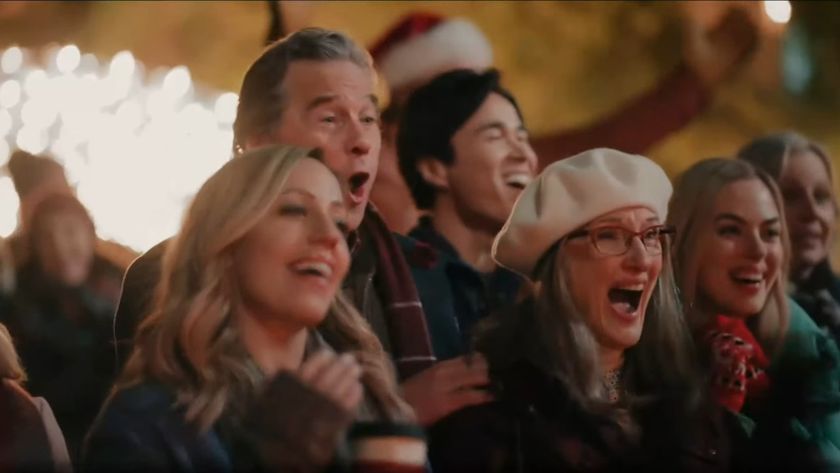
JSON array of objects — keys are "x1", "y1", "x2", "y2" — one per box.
[{"x1": 84, "y1": 145, "x2": 418, "y2": 472}]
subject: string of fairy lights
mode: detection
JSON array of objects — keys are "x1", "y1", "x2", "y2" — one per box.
[{"x1": 0, "y1": 44, "x2": 237, "y2": 252}]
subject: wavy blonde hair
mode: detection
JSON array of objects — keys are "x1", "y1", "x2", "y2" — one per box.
[
  {"x1": 118, "y1": 145, "x2": 410, "y2": 431},
  {"x1": 668, "y1": 158, "x2": 791, "y2": 356}
]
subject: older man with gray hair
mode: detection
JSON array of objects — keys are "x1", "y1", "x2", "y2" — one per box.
[{"x1": 112, "y1": 26, "x2": 490, "y2": 452}]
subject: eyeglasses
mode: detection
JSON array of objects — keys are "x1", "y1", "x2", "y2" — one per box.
[{"x1": 566, "y1": 225, "x2": 676, "y2": 256}]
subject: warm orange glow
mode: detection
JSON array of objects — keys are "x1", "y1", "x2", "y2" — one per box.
[{"x1": 0, "y1": 45, "x2": 236, "y2": 251}]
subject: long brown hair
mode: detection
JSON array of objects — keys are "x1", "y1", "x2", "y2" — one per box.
[
  {"x1": 668, "y1": 158, "x2": 791, "y2": 356},
  {"x1": 118, "y1": 145, "x2": 410, "y2": 431},
  {"x1": 477, "y1": 235, "x2": 702, "y2": 435}
]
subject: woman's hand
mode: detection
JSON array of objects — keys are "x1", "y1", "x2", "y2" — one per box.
[
  {"x1": 401, "y1": 354, "x2": 493, "y2": 426},
  {"x1": 297, "y1": 350, "x2": 364, "y2": 413},
  {"x1": 243, "y1": 350, "x2": 366, "y2": 472}
]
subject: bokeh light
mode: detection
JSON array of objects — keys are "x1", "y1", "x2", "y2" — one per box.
[
  {"x1": 0, "y1": 46, "x2": 236, "y2": 249},
  {"x1": 56, "y1": 44, "x2": 81, "y2": 74},
  {"x1": 214, "y1": 92, "x2": 238, "y2": 125},
  {"x1": 1, "y1": 47, "x2": 22, "y2": 75},
  {"x1": 0, "y1": 176, "x2": 19, "y2": 237},
  {"x1": 764, "y1": 1, "x2": 792, "y2": 25},
  {"x1": 0, "y1": 80, "x2": 21, "y2": 108}
]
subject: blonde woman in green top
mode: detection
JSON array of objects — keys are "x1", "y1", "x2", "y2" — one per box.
[{"x1": 669, "y1": 157, "x2": 840, "y2": 471}]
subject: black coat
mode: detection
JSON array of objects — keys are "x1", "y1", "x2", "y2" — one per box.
[
  {"x1": 113, "y1": 240, "x2": 167, "y2": 368},
  {"x1": 83, "y1": 374, "x2": 359, "y2": 473},
  {"x1": 429, "y1": 360, "x2": 746, "y2": 473},
  {"x1": 3, "y1": 259, "x2": 120, "y2": 462},
  {"x1": 82, "y1": 383, "x2": 233, "y2": 473}
]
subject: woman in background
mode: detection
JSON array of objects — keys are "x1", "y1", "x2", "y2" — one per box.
[
  {"x1": 738, "y1": 132, "x2": 840, "y2": 341},
  {"x1": 3, "y1": 193, "x2": 121, "y2": 462}
]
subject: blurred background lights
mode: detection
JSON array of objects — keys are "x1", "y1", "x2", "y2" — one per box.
[
  {"x1": 23, "y1": 69, "x2": 47, "y2": 96},
  {"x1": 0, "y1": 45, "x2": 237, "y2": 249},
  {"x1": 55, "y1": 44, "x2": 80, "y2": 74},
  {"x1": 79, "y1": 53, "x2": 99, "y2": 73},
  {"x1": 1, "y1": 47, "x2": 22, "y2": 75},
  {"x1": 162, "y1": 65, "x2": 191, "y2": 101},
  {"x1": 109, "y1": 51, "x2": 135, "y2": 79},
  {"x1": 764, "y1": 1, "x2": 792, "y2": 24},
  {"x1": 0, "y1": 110, "x2": 12, "y2": 136},
  {"x1": 0, "y1": 79, "x2": 21, "y2": 109},
  {"x1": 21, "y1": 99, "x2": 57, "y2": 128},
  {"x1": 15, "y1": 125, "x2": 48, "y2": 154},
  {"x1": 0, "y1": 176, "x2": 19, "y2": 237},
  {"x1": 0, "y1": 139, "x2": 9, "y2": 167},
  {"x1": 214, "y1": 92, "x2": 238, "y2": 125},
  {"x1": 782, "y1": 23, "x2": 814, "y2": 95}
]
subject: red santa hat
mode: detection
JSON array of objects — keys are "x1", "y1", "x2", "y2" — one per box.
[{"x1": 370, "y1": 12, "x2": 494, "y2": 91}]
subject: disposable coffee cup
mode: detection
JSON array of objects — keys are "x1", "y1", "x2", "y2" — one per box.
[{"x1": 347, "y1": 422, "x2": 427, "y2": 473}]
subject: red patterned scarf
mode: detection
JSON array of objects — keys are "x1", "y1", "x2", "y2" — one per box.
[{"x1": 704, "y1": 315, "x2": 771, "y2": 412}]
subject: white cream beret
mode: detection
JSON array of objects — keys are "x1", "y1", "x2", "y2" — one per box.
[{"x1": 491, "y1": 148, "x2": 673, "y2": 278}]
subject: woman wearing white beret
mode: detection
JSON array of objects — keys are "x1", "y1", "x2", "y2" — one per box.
[{"x1": 427, "y1": 148, "x2": 745, "y2": 472}]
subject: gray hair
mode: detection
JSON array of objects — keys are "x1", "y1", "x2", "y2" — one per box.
[
  {"x1": 477, "y1": 238, "x2": 702, "y2": 437},
  {"x1": 232, "y1": 27, "x2": 372, "y2": 153}
]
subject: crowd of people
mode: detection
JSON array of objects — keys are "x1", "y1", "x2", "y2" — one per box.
[{"x1": 1, "y1": 8, "x2": 839, "y2": 473}]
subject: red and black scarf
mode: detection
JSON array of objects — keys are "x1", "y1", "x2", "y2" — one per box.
[
  {"x1": 359, "y1": 209, "x2": 436, "y2": 380},
  {"x1": 704, "y1": 315, "x2": 770, "y2": 412}
]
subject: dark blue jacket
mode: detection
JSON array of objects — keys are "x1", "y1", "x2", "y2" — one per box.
[
  {"x1": 84, "y1": 374, "x2": 363, "y2": 473},
  {"x1": 83, "y1": 384, "x2": 234, "y2": 473},
  {"x1": 398, "y1": 218, "x2": 523, "y2": 360}
]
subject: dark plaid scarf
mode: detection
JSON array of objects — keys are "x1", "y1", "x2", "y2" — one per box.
[{"x1": 358, "y1": 208, "x2": 436, "y2": 380}]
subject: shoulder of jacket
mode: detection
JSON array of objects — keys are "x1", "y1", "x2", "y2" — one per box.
[
  {"x1": 393, "y1": 233, "x2": 445, "y2": 271},
  {"x1": 105, "y1": 383, "x2": 177, "y2": 420}
]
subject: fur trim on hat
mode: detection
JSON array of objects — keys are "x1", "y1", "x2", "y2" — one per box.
[{"x1": 376, "y1": 19, "x2": 493, "y2": 91}]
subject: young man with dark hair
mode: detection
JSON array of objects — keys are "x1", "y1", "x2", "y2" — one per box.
[
  {"x1": 397, "y1": 68, "x2": 536, "y2": 360},
  {"x1": 369, "y1": 9, "x2": 760, "y2": 234}
]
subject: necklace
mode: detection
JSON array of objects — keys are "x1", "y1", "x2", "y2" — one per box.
[{"x1": 603, "y1": 367, "x2": 623, "y2": 403}]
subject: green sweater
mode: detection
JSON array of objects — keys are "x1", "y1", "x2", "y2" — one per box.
[{"x1": 741, "y1": 299, "x2": 840, "y2": 469}]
